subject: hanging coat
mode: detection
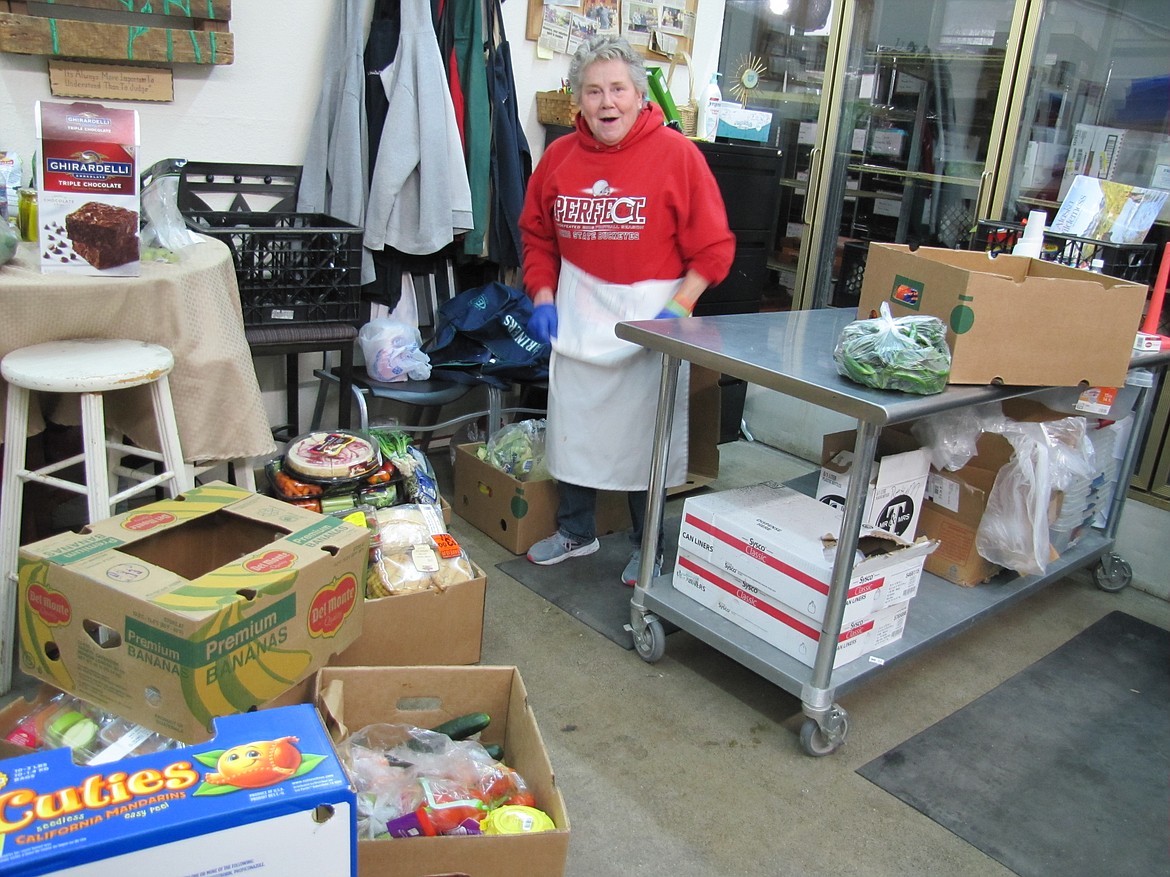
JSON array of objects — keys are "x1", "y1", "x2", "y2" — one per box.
[
  {"x1": 485, "y1": 0, "x2": 531, "y2": 268},
  {"x1": 298, "y1": 0, "x2": 375, "y2": 283},
  {"x1": 365, "y1": 0, "x2": 474, "y2": 255},
  {"x1": 365, "y1": 0, "x2": 401, "y2": 181},
  {"x1": 454, "y1": 0, "x2": 491, "y2": 257}
]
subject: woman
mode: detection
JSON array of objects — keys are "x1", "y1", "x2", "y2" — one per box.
[{"x1": 519, "y1": 35, "x2": 735, "y2": 585}]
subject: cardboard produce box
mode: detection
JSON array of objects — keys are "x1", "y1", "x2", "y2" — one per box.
[
  {"x1": 677, "y1": 482, "x2": 935, "y2": 628},
  {"x1": 815, "y1": 428, "x2": 930, "y2": 540},
  {"x1": 314, "y1": 665, "x2": 571, "y2": 877},
  {"x1": 673, "y1": 550, "x2": 911, "y2": 669},
  {"x1": 920, "y1": 463, "x2": 1004, "y2": 586},
  {"x1": 0, "y1": 704, "x2": 356, "y2": 876},
  {"x1": 17, "y1": 482, "x2": 368, "y2": 743},
  {"x1": 453, "y1": 365, "x2": 722, "y2": 554},
  {"x1": 916, "y1": 399, "x2": 1083, "y2": 585},
  {"x1": 857, "y1": 243, "x2": 1147, "y2": 387},
  {"x1": 452, "y1": 443, "x2": 631, "y2": 553},
  {"x1": 331, "y1": 566, "x2": 487, "y2": 667}
]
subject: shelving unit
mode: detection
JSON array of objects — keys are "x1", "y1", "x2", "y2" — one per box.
[{"x1": 616, "y1": 308, "x2": 1170, "y2": 757}]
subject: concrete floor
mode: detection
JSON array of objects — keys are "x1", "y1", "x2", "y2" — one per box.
[
  {"x1": 5, "y1": 438, "x2": 1168, "y2": 876},
  {"x1": 439, "y1": 439, "x2": 1170, "y2": 877}
]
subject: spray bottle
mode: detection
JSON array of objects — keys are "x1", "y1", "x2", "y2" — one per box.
[{"x1": 697, "y1": 73, "x2": 722, "y2": 141}]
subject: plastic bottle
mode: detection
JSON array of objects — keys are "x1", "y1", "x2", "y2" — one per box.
[
  {"x1": 1011, "y1": 209, "x2": 1047, "y2": 259},
  {"x1": 697, "y1": 73, "x2": 722, "y2": 142}
]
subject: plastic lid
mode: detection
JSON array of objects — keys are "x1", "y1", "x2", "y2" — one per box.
[
  {"x1": 480, "y1": 805, "x2": 556, "y2": 835},
  {"x1": 283, "y1": 430, "x2": 382, "y2": 484}
]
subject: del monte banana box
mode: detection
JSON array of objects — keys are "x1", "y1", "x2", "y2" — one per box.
[
  {"x1": 0, "y1": 703, "x2": 356, "y2": 877},
  {"x1": 16, "y1": 482, "x2": 367, "y2": 743}
]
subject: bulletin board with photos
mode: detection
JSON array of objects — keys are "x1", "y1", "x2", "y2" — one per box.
[{"x1": 526, "y1": 0, "x2": 697, "y2": 61}]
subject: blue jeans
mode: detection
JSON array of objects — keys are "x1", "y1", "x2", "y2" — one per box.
[{"x1": 557, "y1": 482, "x2": 665, "y2": 556}]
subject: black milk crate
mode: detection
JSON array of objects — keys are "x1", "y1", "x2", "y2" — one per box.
[
  {"x1": 968, "y1": 220, "x2": 1156, "y2": 285},
  {"x1": 832, "y1": 240, "x2": 869, "y2": 308},
  {"x1": 184, "y1": 211, "x2": 363, "y2": 326}
]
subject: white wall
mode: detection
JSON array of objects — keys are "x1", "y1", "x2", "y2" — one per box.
[
  {"x1": 0, "y1": 0, "x2": 723, "y2": 429},
  {"x1": 1, "y1": 0, "x2": 723, "y2": 176}
]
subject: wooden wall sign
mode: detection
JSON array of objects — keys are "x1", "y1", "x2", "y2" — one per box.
[
  {"x1": 0, "y1": 1, "x2": 233, "y2": 65},
  {"x1": 49, "y1": 59, "x2": 174, "y2": 101}
]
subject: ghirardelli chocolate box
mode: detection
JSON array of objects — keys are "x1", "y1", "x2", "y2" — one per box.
[{"x1": 34, "y1": 100, "x2": 140, "y2": 276}]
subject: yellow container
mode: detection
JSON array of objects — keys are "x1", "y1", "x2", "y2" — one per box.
[{"x1": 17, "y1": 187, "x2": 37, "y2": 242}]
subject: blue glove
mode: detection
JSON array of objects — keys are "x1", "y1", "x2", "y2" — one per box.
[{"x1": 528, "y1": 303, "x2": 558, "y2": 343}]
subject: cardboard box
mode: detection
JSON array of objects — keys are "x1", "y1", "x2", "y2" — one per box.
[
  {"x1": 916, "y1": 399, "x2": 1083, "y2": 585},
  {"x1": 35, "y1": 100, "x2": 140, "y2": 276},
  {"x1": 330, "y1": 567, "x2": 487, "y2": 667},
  {"x1": 676, "y1": 482, "x2": 935, "y2": 627},
  {"x1": 0, "y1": 704, "x2": 356, "y2": 876},
  {"x1": 673, "y1": 550, "x2": 911, "y2": 668},
  {"x1": 453, "y1": 443, "x2": 632, "y2": 554},
  {"x1": 857, "y1": 243, "x2": 1147, "y2": 387},
  {"x1": 1059, "y1": 123, "x2": 1127, "y2": 198},
  {"x1": 920, "y1": 463, "x2": 1003, "y2": 586},
  {"x1": 17, "y1": 482, "x2": 368, "y2": 743},
  {"x1": 815, "y1": 428, "x2": 930, "y2": 540},
  {"x1": 453, "y1": 366, "x2": 721, "y2": 554},
  {"x1": 314, "y1": 665, "x2": 570, "y2": 877}
]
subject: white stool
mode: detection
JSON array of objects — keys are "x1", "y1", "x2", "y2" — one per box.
[{"x1": 1, "y1": 339, "x2": 194, "y2": 692}]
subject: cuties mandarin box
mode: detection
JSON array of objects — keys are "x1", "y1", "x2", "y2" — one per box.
[
  {"x1": 17, "y1": 483, "x2": 367, "y2": 744},
  {"x1": 0, "y1": 704, "x2": 356, "y2": 876},
  {"x1": 34, "y1": 100, "x2": 141, "y2": 276}
]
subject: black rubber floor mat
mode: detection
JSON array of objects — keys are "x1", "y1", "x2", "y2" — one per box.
[
  {"x1": 497, "y1": 517, "x2": 681, "y2": 649},
  {"x1": 858, "y1": 611, "x2": 1170, "y2": 877}
]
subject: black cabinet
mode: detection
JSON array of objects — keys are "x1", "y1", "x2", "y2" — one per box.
[
  {"x1": 695, "y1": 140, "x2": 782, "y2": 441},
  {"x1": 693, "y1": 140, "x2": 783, "y2": 317}
]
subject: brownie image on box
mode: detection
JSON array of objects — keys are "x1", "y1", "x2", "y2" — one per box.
[{"x1": 64, "y1": 201, "x2": 139, "y2": 269}]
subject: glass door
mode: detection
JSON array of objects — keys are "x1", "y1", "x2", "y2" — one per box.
[
  {"x1": 990, "y1": 0, "x2": 1169, "y2": 253},
  {"x1": 801, "y1": 0, "x2": 1027, "y2": 309},
  {"x1": 717, "y1": 0, "x2": 1028, "y2": 310},
  {"x1": 715, "y1": 0, "x2": 836, "y2": 310}
]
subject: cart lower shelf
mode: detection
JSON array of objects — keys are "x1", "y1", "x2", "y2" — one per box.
[{"x1": 633, "y1": 530, "x2": 1113, "y2": 703}]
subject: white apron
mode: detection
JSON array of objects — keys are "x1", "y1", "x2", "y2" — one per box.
[{"x1": 546, "y1": 260, "x2": 690, "y2": 491}]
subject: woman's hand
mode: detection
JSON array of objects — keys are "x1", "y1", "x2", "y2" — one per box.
[{"x1": 529, "y1": 303, "x2": 558, "y2": 343}]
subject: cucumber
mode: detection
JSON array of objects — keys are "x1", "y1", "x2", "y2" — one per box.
[
  {"x1": 483, "y1": 743, "x2": 504, "y2": 761},
  {"x1": 431, "y1": 712, "x2": 491, "y2": 741}
]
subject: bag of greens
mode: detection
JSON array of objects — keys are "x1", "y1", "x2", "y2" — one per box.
[{"x1": 834, "y1": 302, "x2": 951, "y2": 395}]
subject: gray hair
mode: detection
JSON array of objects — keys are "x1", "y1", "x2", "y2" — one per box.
[{"x1": 567, "y1": 35, "x2": 648, "y2": 100}]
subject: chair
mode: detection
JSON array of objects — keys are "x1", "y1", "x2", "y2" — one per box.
[
  {"x1": 174, "y1": 161, "x2": 361, "y2": 440},
  {"x1": 1, "y1": 338, "x2": 194, "y2": 693},
  {"x1": 311, "y1": 261, "x2": 546, "y2": 448}
]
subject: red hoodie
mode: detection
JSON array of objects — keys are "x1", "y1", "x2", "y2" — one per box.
[{"x1": 520, "y1": 102, "x2": 735, "y2": 296}]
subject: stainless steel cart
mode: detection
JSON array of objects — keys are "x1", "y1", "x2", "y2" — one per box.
[{"x1": 617, "y1": 308, "x2": 1170, "y2": 757}]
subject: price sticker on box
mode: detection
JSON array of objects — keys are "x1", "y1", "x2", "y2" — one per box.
[{"x1": 432, "y1": 533, "x2": 463, "y2": 559}]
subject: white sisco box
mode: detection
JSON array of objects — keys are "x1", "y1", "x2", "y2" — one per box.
[
  {"x1": 672, "y1": 550, "x2": 911, "y2": 668},
  {"x1": 676, "y1": 482, "x2": 935, "y2": 627}
]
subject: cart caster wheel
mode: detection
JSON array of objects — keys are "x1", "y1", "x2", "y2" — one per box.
[
  {"x1": 632, "y1": 618, "x2": 666, "y2": 663},
  {"x1": 1093, "y1": 554, "x2": 1132, "y2": 593},
  {"x1": 800, "y1": 716, "x2": 848, "y2": 757}
]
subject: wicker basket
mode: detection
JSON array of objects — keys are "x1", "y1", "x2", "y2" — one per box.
[
  {"x1": 536, "y1": 90, "x2": 578, "y2": 127},
  {"x1": 678, "y1": 101, "x2": 698, "y2": 137}
]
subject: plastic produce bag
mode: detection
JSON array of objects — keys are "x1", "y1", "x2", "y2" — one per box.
[
  {"x1": 139, "y1": 159, "x2": 202, "y2": 255},
  {"x1": 974, "y1": 414, "x2": 1097, "y2": 576},
  {"x1": 910, "y1": 401, "x2": 1007, "y2": 471},
  {"x1": 360, "y1": 318, "x2": 431, "y2": 382},
  {"x1": 834, "y1": 302, "x2": 951, "y2": 395},
  {"x1": 478, "y1": 419, "x2": 548, "y2": 481},
  {"x1": 337, "y1": 723, "x2": 539, "y2": 840}
]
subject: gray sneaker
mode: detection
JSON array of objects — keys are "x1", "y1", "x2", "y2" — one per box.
[
  {"x1": 621, "y1": 550, "x2": 663, "y2": 587},
  {"x1": 527, "y1": 532, "x2": 600, "y2": 565}
]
